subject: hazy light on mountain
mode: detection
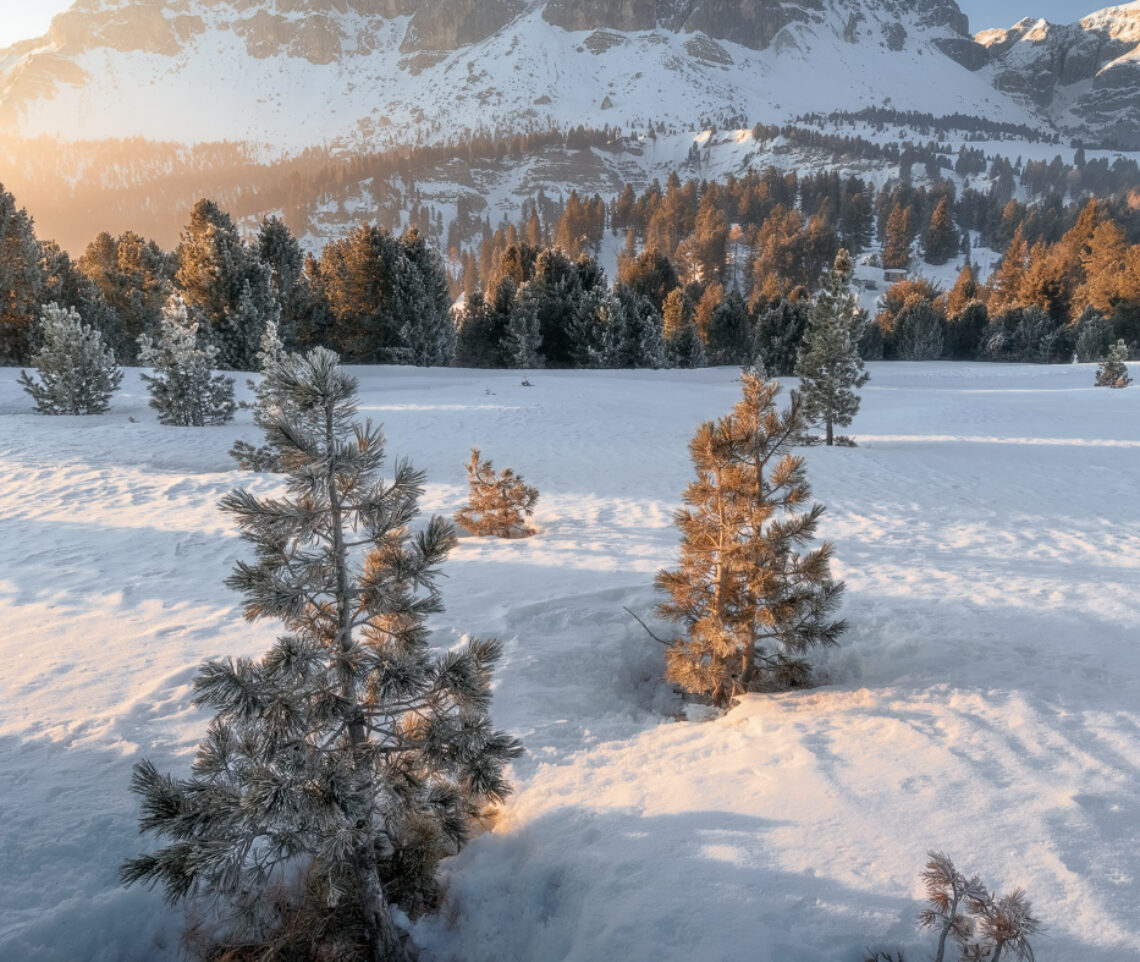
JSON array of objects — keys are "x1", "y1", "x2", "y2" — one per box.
[{"x1": 0, "y1": 0, "x2": 72, "y2": 49}]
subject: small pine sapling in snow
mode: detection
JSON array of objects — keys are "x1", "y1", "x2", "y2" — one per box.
[
  {"x1": 121, "y1": 349, "x2": 522, "y2": 962},
  {"x1": 138, "y1": 297, "x2": 235, "y2": 426},
  {"x1": 919, "y1": 851, "x2": 987, "y2": 962},
  {"x1": 967, "y1": 888, "x2": 1040, "y2": 962},
  {"x1": 1095, "y1": 339, "x2": 1131, "y2": 388},
  {"x1": 454, "y1": 448, "x2": 540, "y2": 538},
  {"x1": 229, "y1": 319, "x2": 301, "y2": 470},
  {"x1": 656, "y1": 372, "x2": 846, "y2": 708},
  {"x1": 19, "y1": 302, "x2": 122, "y2": 415}
]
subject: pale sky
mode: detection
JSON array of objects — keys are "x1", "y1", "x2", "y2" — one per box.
[{"x1": 0, "y1": 0, "x2": 1109, "y2": 52}]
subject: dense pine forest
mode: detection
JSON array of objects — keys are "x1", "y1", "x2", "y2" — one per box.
[{"x1": 3, "y1": 128, "x2": 1140, "y2": 374}]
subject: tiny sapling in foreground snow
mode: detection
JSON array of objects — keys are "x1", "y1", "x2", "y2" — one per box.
[
  {"x1": 916, "y1": 852, "x2": 1041, "y2": 962},
  {"x1": 655, "y1": 372, "x2": 846, "y2": 708},
  {"x1": 1095, "y1": 339, "x2": 1131, "y2": 388},
  {"x1": 19, "y1": 302, "x2": 122, "y2": 415},
  {"x1": 454, "y1": 447, "x2": 540, "y2": 537}
]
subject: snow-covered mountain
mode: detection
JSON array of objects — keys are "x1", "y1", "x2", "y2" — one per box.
[{"x1": 2, "y1": 0, "x2": 1137, "y2": 152}]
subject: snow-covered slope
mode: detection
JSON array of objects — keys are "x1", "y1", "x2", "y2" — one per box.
[
  {"x1": 1, "y1": 362, "x2": 1138, "y2": 961},
  {"x1": 0, "y1": 0, "x2": 1063, "y2": 152}
]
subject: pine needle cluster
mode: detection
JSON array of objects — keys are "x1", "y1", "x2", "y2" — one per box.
[
  {"x1": 656, "y1": 372, "x2": 846, "y2": 708},
  {"x1": 121, "y1": 349, "x2": 522, "y2": 962},
  {"x1": 919, "y1": 852, "x2": 1041, "y2": 962},
  {"x1": 19, "y1": 302, "x2": 122, "y2": 415},
  {"x1": 454, "y1": 448, "x2": 540, "y2": 538}
]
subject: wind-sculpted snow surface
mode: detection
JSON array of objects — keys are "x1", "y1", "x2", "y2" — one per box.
[{"x1": 0, "y1": 362, "x2": 1137, "y2": 960}]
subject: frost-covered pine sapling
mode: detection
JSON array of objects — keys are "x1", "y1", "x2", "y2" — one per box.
[
  {"x1": 918, "y1": 851, "x2": 986, "y2": 962},
  {"x1": 121, "y1": 350, "x2": 522, "y2": 962},
  {"x1": 138, "y1": 297, "x2": 235, "y2": 426},
  {"x1": 795, "y1": 248, "x2": 869, "y2": 445},
  {"x1": 967, "y1": 887, "x2": 1040, "y2": 962},
  {"x1": 454, "y1": 448, "x2": 540, "y2": 538},
  {"x1": 656, "y1": 372, "x2": 846, "y2": 708},
  {"x1": 18, "y1": 302, "x2": 122, "y2": 414},
  {"x1": 1095, "y1": 339, "x2": 1131, "y2": 388},
  {"x1": 229, "y1": 319, "x2": 302, "y2": 470}
]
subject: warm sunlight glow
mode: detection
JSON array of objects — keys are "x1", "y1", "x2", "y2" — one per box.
[{"x1": 0, "y1": 0, "x2": 71, "y2": 49}]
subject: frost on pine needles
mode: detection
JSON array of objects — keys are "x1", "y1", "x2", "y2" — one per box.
[
  {"x1": 120, "y1": 349, "x2": 521, "y2": 962},
  {"x1": 916, "y1": 852, "x2": 1041, "y2": 962},
  {"x1": 1095, "y1": 339, "x2": 1131, "y2": 388},
  {"x1": 455, "y1": 447, "x2": 540, "y2": 537},
  {"x1": 138, "y1": 296, "x2": 235, "y2": 426},
  {"x1": 19, "y1": 302, "x2": 122, "y2": 415},
  {"x1": 229, "y1": 319, "x2": 302, "y2": 470},
  {"x1": 656, "y1": 372, "x2": 846, "y2": 708}
]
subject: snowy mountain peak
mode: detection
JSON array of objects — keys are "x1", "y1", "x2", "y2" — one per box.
[{"x1": 1, "y1": 0, "x2": 1139, "y2": 150}]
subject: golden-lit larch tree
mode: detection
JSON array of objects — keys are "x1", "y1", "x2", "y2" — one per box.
[{"x1": 656, "y1": 373, "x2": 846, "y2": 708}]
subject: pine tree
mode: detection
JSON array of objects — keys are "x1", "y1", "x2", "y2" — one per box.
[
  {"x1": 454, "y1": 448, "x2": 540, "y2": 537},
  {"x1": 0, "y1": 183, "x2": 45, "y2": 364},
  {"x1": 1074, "y1": 306, "x2": 1112, "y2": 363},
  {"x1": 922, "y1": 197, "x2": 959, "y2": 266},
  {"x1": 19, "y1": 303, "x2": 122, "y2": 415},
  {"x1": 893, "y1": 295, "x2": 945, "y2": 360},
  {"x1": 1096, "y1": 339, "x2": 1131, "y2": 388},
  {"x1": 504, "y1": 283, "x2": 544, "y2": 368},
  {"x1": 753, "y1": 297, "x2": 809, "y2": 376},
  {"x1": 882, "y1": 203, "x2": 913, "y2": 271},
  {"x1": 138, "y1": 297, "x2": 236, "y2": 426},
  {"x1": 663, "y1": 288, "x2": 705, "y2": 368},
  {"x1": 656, "y1": 374, "x2": 846, "y2": 708},
  {"x1": 229, "y1": 320, "x2": 301, "y2": 470},
  {"x1": 795, "y1": 249, "x2": 869, "y2": 445},
  {"x1": 121, "y1": 350, "x2": 522, "y2": 962}
]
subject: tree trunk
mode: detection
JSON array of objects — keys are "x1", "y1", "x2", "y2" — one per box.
[
  {"x1": 325, "y1": 402, "x2": 409, "y2": 962},
  {"x1": 825, "y1": 416, "x2": 833, "y2": 446}
]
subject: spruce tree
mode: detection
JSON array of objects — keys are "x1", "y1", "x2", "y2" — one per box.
[
  {"x1": 0, "y1": 183, "x2": 45, "y2": 364},
  {"x1": 656, "y1": 373, "x2": 846, "y2": 708},
  {"x1": 1075, "y1": 307, "x2": 1112, "y2": 363},
  {"x1": 922, "y1": 197, "x2": 959, "y2": 266},
  {"x1": 1096, "y1": 339, "x2": 1131, "y2": 388},
  {"x1": 796, "y1": 249, "x2": 869, "y2": 445},
  {"x1": 663, "y1": 288, "x2": 705, "y2": 368},
  {"x1": 19, "y1": 302, "x2": 123, "y2": 415},
  {"x1": 455, "y1": 448, "x2": 540, "y2": 537},
  {"x1": 138, "y1": 297, "x2": 236, "y2": 426},
  {"x1": 121, "y1": 350, "x2": 522, "y2": 962},
  {"x1": 504, "y1": 283, "x2": 544, "y2": 368},
  {"x1": 893, "y1": 295, "x2": 945, "y2": 360}
]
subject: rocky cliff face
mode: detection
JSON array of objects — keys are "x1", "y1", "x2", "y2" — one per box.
[{"x1": 976, "y1": 6, "x2": 1140, "y2": 147}]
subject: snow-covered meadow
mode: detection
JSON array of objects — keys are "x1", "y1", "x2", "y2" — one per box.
[{"x1": 1, "y1": 361, "x2": 1138, "y2": 961}]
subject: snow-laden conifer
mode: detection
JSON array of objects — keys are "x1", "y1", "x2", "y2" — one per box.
[
  {"x1": 138, "y1": 297, "x2": 235, "y2": 426},
  {"x1": 121, "y1": 349, "x2": 522, "y2": 962},
  {"x1": 504, "y1": 284, "x2": 543, "y2": 368},
  {"x1": 796, "y1": 249, "x2": 869, "y2": 445},
  {"x1": 229, "y1": 319, "x2": 301, "y2": 470},
  {"x1": 19, "y1": 302, "x2": 122, "y2": 415},
  {"x1": 656, "y1": 373, "x2": 846, "y2": 707},
  {"x1": 1095, "y1": 339, "x2": 1131, "y2": 388},
  {"x1": 455, "y1": 448, "x2": 539, "y2": 538}
]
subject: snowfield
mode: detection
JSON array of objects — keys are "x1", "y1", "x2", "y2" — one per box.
[{"x1": 1, "y1": 361, "x2": 1138, "y2": 961}]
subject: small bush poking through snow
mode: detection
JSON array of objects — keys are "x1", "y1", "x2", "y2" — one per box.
[
  {"x1": 19, "y1": 302, "x2": 122, "y2": 415},
  {"x1": 454, "y1": 447, "x2": 540, "y2": 537},
  {"x1": 1095, "y1": 339, "x2": 1131, "y2": 388},
  {"x1": 138, "y1": 297, "x2": 235, "y2": 426},
  {"x1": 918, "y1": 851, "x2": 1041, "y2": 962}
]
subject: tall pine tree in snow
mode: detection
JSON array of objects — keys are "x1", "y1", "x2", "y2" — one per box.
[
  {"x1": 504, "y1": 283, "x2": 544, "y2": 368},
  {"x1": 796, "y1": 249, "x2": 869, "y2": 445},
  {"x1": 229, "y1": 319, "x2": 302, "y2": 470},
  {"x1": 19, "y1": 302, "x2": 122, "y2": 415},
  {"x1": 122, "y1": 350, "x2": 522, "y2": 962},
  {"x1": 0, "y1": 183, "x2": 45, "y2": 364},
  {"x1": 138, "y1": 297, "x2": 235, "y2": 426},
  {"x1": 656, "y1": 373, "x2": 846, "y2": 708}
]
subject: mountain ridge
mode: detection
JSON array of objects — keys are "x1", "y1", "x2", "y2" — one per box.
[{"x1": 3, "y1": 0, "x2": 1137, "y2": 151}]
